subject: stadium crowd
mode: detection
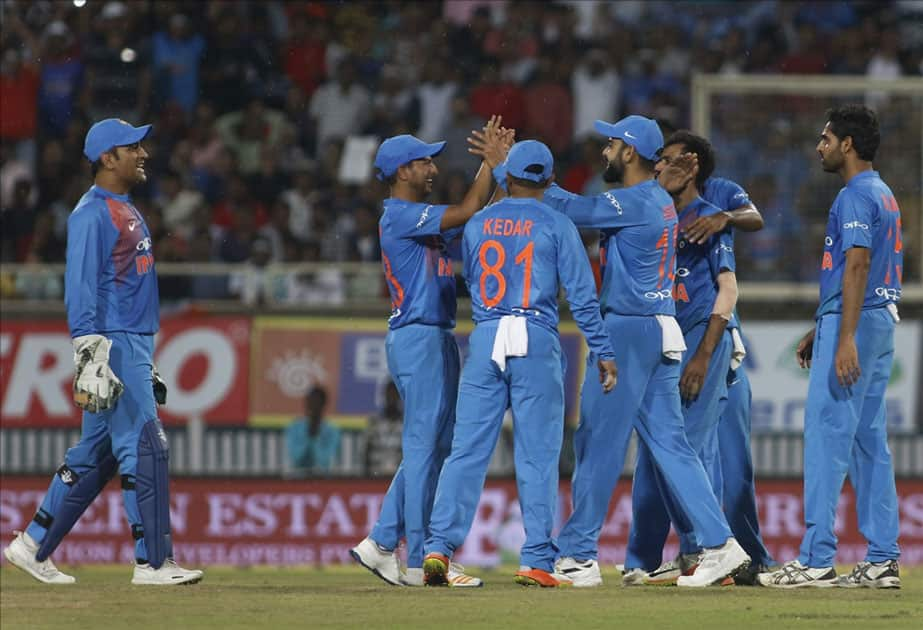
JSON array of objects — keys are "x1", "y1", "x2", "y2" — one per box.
[{"x1": 1, "y1": 0, "x2": 921, "y2": 295}]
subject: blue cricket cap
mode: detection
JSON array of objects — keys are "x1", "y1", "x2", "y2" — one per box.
[
  {"x1": 83, "y1": 118, "x2": 153, "y2": 162},
  {"x1": 374, "y1": 134, "x2": 446, "y2": 181},
  {"x1": 594, "y1": 115, "x2": 663, "y2": 161},
  {"x1": 504, "y1": 140, "x2": 553, "y2": 183}
]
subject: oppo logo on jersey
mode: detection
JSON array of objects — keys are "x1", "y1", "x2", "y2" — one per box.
[
  {"x1": 875, "y1": 287, "x2": 902, "y2": 301},
  {"x1": 644, "y1": 289, "x2": 673, "y2": 300},
  {"x1": 843, "y1": 221, "x2": 869, "y2": 230},
  {"x1": 136, "y1": 237, "x2": 152, "y2": 251}
]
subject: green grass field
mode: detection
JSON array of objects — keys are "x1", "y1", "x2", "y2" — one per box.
[{"x1": 2, "y1": 564, "x2": 921, "y2": 630}]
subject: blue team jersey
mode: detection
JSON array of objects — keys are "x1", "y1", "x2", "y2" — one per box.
[
  {"x1": 462, "y1": 197, "x2": 614, "y2": 360},
  {"x1": 702, "y1": 176, "x2": 752, "y2": 212},
  {"x1": 817, "y1": 170, "x2": 903, "y2": 317},
  {"x1": 65, "y1": 185, "x2": 159, "y2": 337},
  {"x1": 673, "y1": 197, "x2": 736, "y2": 334},
  {"x1": 544, "y1": 181, "x2": 678, "y2": 317},
  {"x1": 379, "y1": 198, "x2": 460, "y2": 330}
]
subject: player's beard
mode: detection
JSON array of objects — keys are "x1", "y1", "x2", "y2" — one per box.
[
  {"x1": 820, "y1": 153, "x2": 842, "y2": 173},
  {"x1": 602, "y1": 159, "x2": 624, "y2": 183}
]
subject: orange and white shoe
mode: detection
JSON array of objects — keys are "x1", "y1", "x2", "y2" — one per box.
[
  {"x1": 448, "y1": 563, "x2": 483, "y2": 588},
  {"x1": 514, "y1": 567, "x2": 574, "y2": 588},
  {"x1": 423, "y1": 552, "x2": 450, "y2": 586}
]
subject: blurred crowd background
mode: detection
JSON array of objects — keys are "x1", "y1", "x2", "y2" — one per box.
[{"x1": 1, "y1": 0, "x2": 922, "y2": 300}]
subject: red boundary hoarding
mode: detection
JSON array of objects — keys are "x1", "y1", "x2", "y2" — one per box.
[
  {"x1": 0, "y1": 317, "x2": 250, "y2": 427},
  {"x1": 2, "y1": 477, "x2": 921, "y2": 567}
]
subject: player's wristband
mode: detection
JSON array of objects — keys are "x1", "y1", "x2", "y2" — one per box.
[
  {"x1": 492, "y1": 163, "x2": 509, "y2": 193},
  {"x1": 709, "y1": 312, "x2": 731, "y2": 322}
]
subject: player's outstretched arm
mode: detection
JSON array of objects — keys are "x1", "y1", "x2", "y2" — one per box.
[
  {"x1": 557, "y1": 217, "x2": 618, "y2": 390},
  {"x1": 440, "y1": 115, "x2": 510, "y2": 230},
  {"x1": 684, "y1": 203, "x2": 764, "y2": 244}
]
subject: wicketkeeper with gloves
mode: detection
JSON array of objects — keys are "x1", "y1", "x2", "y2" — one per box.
[{"x1": 2, "y1": 119, "x2": 203, "y2": 585}]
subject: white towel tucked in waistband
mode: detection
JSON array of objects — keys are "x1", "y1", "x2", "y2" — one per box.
[
  {"x1": 730, "y1": 327, "x2": 747, "y2": 370},
  {"x1": 655, "y1": 315, "x2": 686, "y2": 361},
  {"x1": 887, "y1": 302, "x2": 900, "y2": 323},
  {"x1": 491, "y1": 315, "x2": 529, "y2": 372}
]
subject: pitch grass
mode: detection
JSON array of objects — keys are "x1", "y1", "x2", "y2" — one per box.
[{"x1": 1, "y1": 565, "x2": 921, "y2": 630}]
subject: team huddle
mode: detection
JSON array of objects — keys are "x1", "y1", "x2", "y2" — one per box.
[
  {"x1": 350, "y1": 104, "x2": 903, "y2": 590},
  {"x1": 1, "y1": 105, "x2": 902, "y2": 592}
]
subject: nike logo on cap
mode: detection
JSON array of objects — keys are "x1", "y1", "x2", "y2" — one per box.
[{"x1": 624, "y1": 131, "x2": 637, "y2": 139}]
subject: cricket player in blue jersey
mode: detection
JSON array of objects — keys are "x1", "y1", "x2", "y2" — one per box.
[
  {"x1": 2, "y1": 119, "x2": 202, "y2": 585},
  {"x1": 655, "y1": 119, "x2": 775, "y2": 584},
  {"x1": 700, "y1": 175, "x2": 776, "y2": 583},
  {"x1": 350, "y1": 117, "x2": 510, "y2": 588},
  {"x1": 760, "y1": 105, "x2": 902, "y2": 589},
  {"x1": 420, "y1": 141, "x2": 618, "y2": 588},
  {"x1": 622, "y1": 131, "x2": 742, "y2": 585},
  {"x1": 539, "y1": 115, "x2": 749, "y2": 588}
]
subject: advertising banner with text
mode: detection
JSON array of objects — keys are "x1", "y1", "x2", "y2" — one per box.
[
  {"x1": 0, "y1": 317, "x2": 250, "y2": 427},
  {"x1": 741, "y1": 321, "x2": 921, "y2": 432},
  {"x1": 2, "y1": 478, "x2": 921, "y2": 567},
  {"x1": 249, "y1": 317, "x2": 586, "y2": 427}
]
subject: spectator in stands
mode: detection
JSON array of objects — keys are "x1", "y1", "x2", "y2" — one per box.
[
  {"x1": 438, "y1": 95, "x2": 485, "y2": 178},
  {"x1": 83, "y1": 2, "x2": 151, "y2": 123},
  {"x1": 286, "y1": 385, "x2": 342, "y2": 474},
  {"x1": 36, "y1": 21, "x2": 84, "y2": 138},
  {"x1": 415, "y1": 58, "x2": 459, "y2": 143},
  {"x1": 309, "y1": 57, "x2": 370, "y2": 157},
  {"x1": 572, "y1": 48, "x2": 619, "y2": 141},
  {"x1": 215, "y1": 97, "x2": 291, "y2": 176},
  {"x1": 0, "y1": 44, "x2": 40, "y2": 167},
  {"x1": 523, "y1": 54, "x2": 574, "y2": 155},
  {"x1": 152, "y1": 13, "x2": 206, "y2": 116},
  {"x1": 156, "y1": 168, "x2": 204, "y2": 235},
  {"x1": 364, "y1": 380, "x2": 403, "y2": 478},
  {"x1": 468, "y1": 59, "x2": 525, "y2": 132}
]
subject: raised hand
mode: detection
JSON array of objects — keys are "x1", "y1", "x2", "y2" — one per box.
[
  {"x1": 658, "y1": 152, "x2": 698, "y2": 195},
  {"x1": 468, "y1": 115, "x2": 512, "y2": 168}
]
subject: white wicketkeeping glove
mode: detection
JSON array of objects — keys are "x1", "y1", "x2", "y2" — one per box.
[{"x1": 72, "y1": 334, "x2": 124, "y2": 413}]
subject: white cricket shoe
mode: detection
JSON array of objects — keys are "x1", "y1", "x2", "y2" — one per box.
[
  {"x1": 350, "y1": 536, "x2": 402, "y2": 586},
  {"x1": 677, "y1": 538, "x2": 750, "y2": 588},
  {"x1": 402, "y1": 567, "x2": 424, "y2": 586},
  {"x1": 757, "y1": 560, "x2": 837, "y2": 589},
  {"x1": 2, "y1": 531, "x2": 76, "y2": 584},
  {"x1": 554, "y1": 557, "x2": 602, "y2": 587},
  {"x1": 837, "y1": 560, "x2": 901, "y2": 589},
  {"x1": 131, "y1": 559, "x2": 203, "y2": 585},
  {"x1": 621, "y1": 567, "x2": 649, "y2": 586}
]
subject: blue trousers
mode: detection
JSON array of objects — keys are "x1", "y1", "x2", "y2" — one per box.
[
  {"x1": 625, "y1": 324, "x2": 732, "y2": 570},
  {"x1": 371, "y1": 324, "x2": 458, "y2": 568},
  {"x1": 556, "y1": 314, "x2": 732, "y2": 562},
  {"x1": 718, "y1": 366, "x2": 775, "y2": 567},
  {"x1": 425, "y1": 322, "x2": 564, "y2": 571},
  {"x1": 26, "y1": 332, "x2": 160, "y2": 562},
  {"x1": 799, "y1": 309, "x2": 900, "y2": 567}
]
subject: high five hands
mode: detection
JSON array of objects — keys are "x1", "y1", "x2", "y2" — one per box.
[{"x1": 468, "y1": 115, "x2": 515, "y2": 169}]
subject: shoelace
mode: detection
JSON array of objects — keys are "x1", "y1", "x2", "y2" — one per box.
[{"x1": 846, "y1": 562, "x2": 871, "y2": 582}]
